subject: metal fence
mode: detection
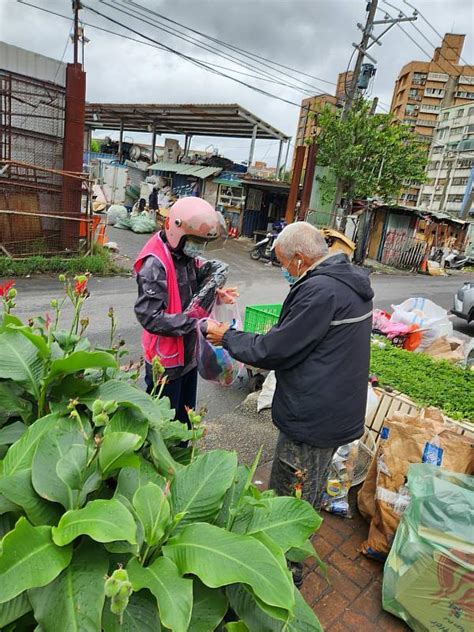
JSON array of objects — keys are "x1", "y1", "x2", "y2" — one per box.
[
  {"x1": 0, "y1": 163, "x2": 92, "y2": 257},
  {"x1": 0, "y1": 70, "x2": 92, "y2": 257},
  {"x1": 380, "y1": 230, "x2": 427, "y2": 270}
]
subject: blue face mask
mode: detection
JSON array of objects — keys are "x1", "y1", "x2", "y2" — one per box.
[
  {"x1": 183, "y1": 239, "x2": 206, "y2": 258},
  {"x1": 281, "y1": 267, "x2": 298, "y2": 286}
]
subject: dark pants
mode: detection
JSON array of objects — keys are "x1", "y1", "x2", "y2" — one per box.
[
  {"x1": 269, "y1": 432, "x2": 336, "y2": 585},
  {"x1": 145, "y1": 364, "x2": 198, "y2": 427},
  {"x1": 269, "y1": 432, "x2": 336, "y2": 510}
]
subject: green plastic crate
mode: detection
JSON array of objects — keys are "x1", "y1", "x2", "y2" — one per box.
[{"x1": 244, "y1": 304, "x2": 282, "y2": 334}]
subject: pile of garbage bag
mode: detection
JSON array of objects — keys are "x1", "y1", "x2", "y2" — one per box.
[
  {"x1": 115, "y1": 213, "x2": 157, "y2": 234},
  {"x1": 358, "y1": 407, "x2": 473, "y2": 561},
  {"x1": 106, "y1": 204, "x2": 128, "y2": 226},
  {"x1": 383, "y1": 464, "x2": 473, "y2": 631}
]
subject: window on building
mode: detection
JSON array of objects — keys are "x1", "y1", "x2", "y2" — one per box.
[
  {"x1": 431, "y1": 146, "x2": 442, "y2": 154},
  {"x1": 459, "y1": 159, "x2": 474, "y2": 168},
  {"x1": 452, "y1": 177, "x2": 468, "y2": 186},
  {"x1": 468, "y1": 106, "x2": 474, "y2": 117},
  {"x1": 447, "y1": 194, "x2": 464, "y2": 203},
  {"x1": 405, "y1": 104, "x2": 418, "y2": 115},
  {"x1": 437, "y1": 128, "x2": 447, "y2": 139},
  {"x1": 409, "y1": 88, "x2": 418, "y2": 98},
  {"x1": 467, "y1": 124, "x2": 474, "y2": 134},
  {"x1": 413, "y1": 73, "x2": 427, "y2": 85},
  {"x1": 442, "y1": 112, "x2": 450, "y2": 120},
  {"x1": 450, "y1": 126, "x2": 464, "y2": 134},
  {"x1": 455, "y1": 109, "x2": 464, "y2": 118}
]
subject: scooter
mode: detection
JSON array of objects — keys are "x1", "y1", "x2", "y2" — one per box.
[
  {"x1": 444, "y1": 250, "x2": 469, "y2": 270},
  {"x1": 249, "y1": 232, "x2": 280, "y2": 265}
]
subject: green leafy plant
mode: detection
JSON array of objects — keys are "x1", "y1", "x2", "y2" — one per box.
[
  {"x1": 371, "y1": 343, "x2": 473, "y2": 421},
  {"x1": 0, "y1": 282, "x2": 324, "y2": 631},
  {"x1": 312, "y1": 99, "x2": 428, "y2": 226}
]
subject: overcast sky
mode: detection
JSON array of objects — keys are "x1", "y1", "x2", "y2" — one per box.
[{"x1": 1, "y1": 0, "x2": 473, "y2": 166}]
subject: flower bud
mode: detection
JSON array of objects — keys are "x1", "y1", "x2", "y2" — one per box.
[
  {"x1": 92, "y1": 400, "x2": 104, "y2": 415},
  {"x1": 8, "y1": 288, "x2": 17, "y2": 299},
  {"x1": 58, "y1": 274, "x2": 66, "y2": 283},
  {"x1": 103, "y1": 400, "x2": 118, "y2": 415},
  {"x1": 93, "y1": 412, "x2": 109, "y2": 426},
  {"x1": 50, "y1": 298, "x2": 58, "y2": 309},
  {"x1": 104, "y1": 577, "x2": 120, "y2": 598}
]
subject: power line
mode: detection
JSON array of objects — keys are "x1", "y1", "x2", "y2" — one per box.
[
  {"x1": 403, "y1": 0, "x2": 471, "y2": 66},
  {"x1": 383, "y1": 2, "x2": 465, "y2": 77},
  {"x1": 122, "y1": 0, "x2": 337, "y2": 88},
  {"x1": 81, "y1": 1, "x2": 318, "y2": 114},
  {"x1": 17, "y1": 1, "x2": 314, "y2": 95},
  {"x1": 102, "y1": 0, "x2": 328, "y2": 97}
]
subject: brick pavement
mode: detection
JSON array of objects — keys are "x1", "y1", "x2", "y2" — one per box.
[{"x1": 254, "y1": 463, "x2": 410, "y2": 631}]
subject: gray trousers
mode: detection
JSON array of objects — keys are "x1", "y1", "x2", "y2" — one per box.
[{"x1": 269, "y1": 432, "x2": 336, "y2": 510}]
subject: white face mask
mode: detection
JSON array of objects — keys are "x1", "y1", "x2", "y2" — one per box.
[{"x1": 183, "y1": 239, "x2": 206, "y2": 258}]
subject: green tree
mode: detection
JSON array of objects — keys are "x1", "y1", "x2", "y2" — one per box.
[{"x1": 311, "y1": 99, "x2": 428, "y2": 227}]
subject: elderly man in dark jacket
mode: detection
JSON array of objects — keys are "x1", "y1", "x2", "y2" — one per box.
[{"x1": 207, "y1": 222, "x2": 374, "y2": 510}]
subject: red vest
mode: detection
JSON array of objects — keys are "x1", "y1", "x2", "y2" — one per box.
[{"x1": 134, "y1": 234, "x2": 185, "y2": 368}]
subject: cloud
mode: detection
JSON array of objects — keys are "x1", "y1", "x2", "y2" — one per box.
[{"x1": 0, "y1": 0, "x2": 472, "y2": 165}]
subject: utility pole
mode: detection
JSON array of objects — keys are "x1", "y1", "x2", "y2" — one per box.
[
  {"x1": 72, "y1": 1, "x2": 81, "y2": 65},
  {"x1": 331, "y1": 1, "x2": 418, "y2": 227},
  {"x1": 342, "y1": 0, "x2": 379, "y2": 118}
]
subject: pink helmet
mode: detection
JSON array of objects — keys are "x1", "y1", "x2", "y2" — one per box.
[{"x1": 165, "y1": 197, "x2": 221, "y2": 249}]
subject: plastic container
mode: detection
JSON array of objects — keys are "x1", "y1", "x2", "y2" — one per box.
[{"x1": 244, "y1": 304, "x2": 282, "y2": 334}]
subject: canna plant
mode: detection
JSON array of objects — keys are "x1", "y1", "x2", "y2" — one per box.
[{"x1": 0, "y1": 278, "x2": 324, "y2": 631}]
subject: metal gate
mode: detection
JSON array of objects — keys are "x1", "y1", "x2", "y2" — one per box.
[{"x1": 380, "y1": 230, "x2": 427, "y2": 270}]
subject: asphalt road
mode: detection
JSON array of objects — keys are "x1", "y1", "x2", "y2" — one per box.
[{"x1": 7, "y1": 228, "x2": 473, "y2": 462}]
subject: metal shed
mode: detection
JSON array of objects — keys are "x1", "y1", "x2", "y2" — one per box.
[{"x1": 85, "y1": 102, "x2": 291, "y2": 171}]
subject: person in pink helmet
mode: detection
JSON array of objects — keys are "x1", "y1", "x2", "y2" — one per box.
[{"x1": 134, "y1": 197, "x2": 237, "y2": 427}]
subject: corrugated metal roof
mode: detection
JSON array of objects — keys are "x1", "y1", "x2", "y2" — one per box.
[
  {"x1": 85, "y1": 103, "x2": 290, "y2": 140},
  {"x1": 149, "y1": 162, "x2": 222, "y2": 179}
]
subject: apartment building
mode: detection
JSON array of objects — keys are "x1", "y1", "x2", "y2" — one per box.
[
  {"x1": 390, "y1": 33, "x2": 474, "y2": 205},
  {"x1": 293, "y1": 71, "x2": 353, "y2": 170},
  {"x1": 418, "y1": 103, "x2": 474, "y2": 216}
]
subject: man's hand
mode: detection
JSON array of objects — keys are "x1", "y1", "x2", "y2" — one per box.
[
  {"x1": 216, "y1": 287, "x2": 239, "y2": 304},
  {"x1": 206, "y1": 321, "x2": 230, "y2": 345}
]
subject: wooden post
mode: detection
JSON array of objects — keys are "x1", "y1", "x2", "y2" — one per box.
[{"x1": 285, "y1": 145, "x2": 305, "y2": 224}]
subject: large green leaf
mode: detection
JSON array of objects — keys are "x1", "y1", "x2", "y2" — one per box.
[
  {"x1": 148, "y1": 428, "x2": 182, "y2": 477},
  {"x1": 1, "y1": 414, "x2": 60, "y2": 475},
  {"x1": 0, "y1": 421, "x2": 27, "y2": 446},
  {"x1": 227, "y1": 584, "x2": 323, "y2": 632},
  {"x1": 215, "y1": 464, "x2": 249, "y2": 528},
  {"x1": 286, "y1": 539, "x2": 327, "y2": 576},
  {"x1": 0, "y1": 494, "x2": 19, "y2": 517},
  {"x1": 105, "y1": 408, "x2": 149, "y2": 443},
  {"x1": 0, "y1": 517, "x2": 72, "y2": 604},
  {"x1": 225, "y1": 623, "x2": 250, "y2": 632},
  {"x1": 31, "y1": 418, "x2": 89, "y2": 510},
  {"x1": 82, "y1": 380, "x2": 173, "y2": 425},
  {"x1": 170, "y1": 450, "x2": 238, "y2": 531},
  {"x1": 6, "y1": 325, "x2": 50, "y2": 358},
  {"x1": 0, "y1": 382, "x2": 33, "y2": 424},
  {"x1": 29, "y1": 541, "x2": 108, "y2": 632},
  {"x1": 52, "y1": 499, "x2": 137, "y2": 546},
  {"x1": 0, "y1": 331, "x2": 44, "y2": 398},
  {"x1": 0, "y1": 593, "x2": 32, "y2": 628},
  {"x1": 127, "y1": 557, "x2": 192, "y2": 632},
  {"x1": 133, "y1": 483, "x2": 171, "y2": 547},
  {"x1": 163, "y1": 523, "x2": 295, "y2": 613},
  {"x1": 99, "y1": 432, "x2": 142, "y2": 477},
  {"x1": 188, "y1": 579, "x2": 228, "y2": 632},
  {"x1": 45, "y1": 350, "x2": 117, "y2": 384},
  {"x1": 0, "y1": 469, "x2": 62, "y2": 526},
  {"x1": 102, "y1": 591, "x2": 161, "y2": 632},
  {"x1": 232, "y1": 496, "x2": 321, "y2": 552},
  {"x1": 115, "y1": 461, "x2": 166, "y2": 504}
]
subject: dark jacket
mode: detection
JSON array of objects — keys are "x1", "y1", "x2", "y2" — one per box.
[
  {"x1": 223, "y1": 253, "x2": 374, "y2": 448},
  {"x1": 134, "y1": 233, "x2": 228, "y2": 380}
]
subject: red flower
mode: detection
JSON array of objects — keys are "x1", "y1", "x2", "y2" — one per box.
[
  {"x1": 0, "y1": 280, "x2": 14, "y2": 297},
  {"x1": 74, "y1": 279, "x2": 88, "y2": 296}
]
